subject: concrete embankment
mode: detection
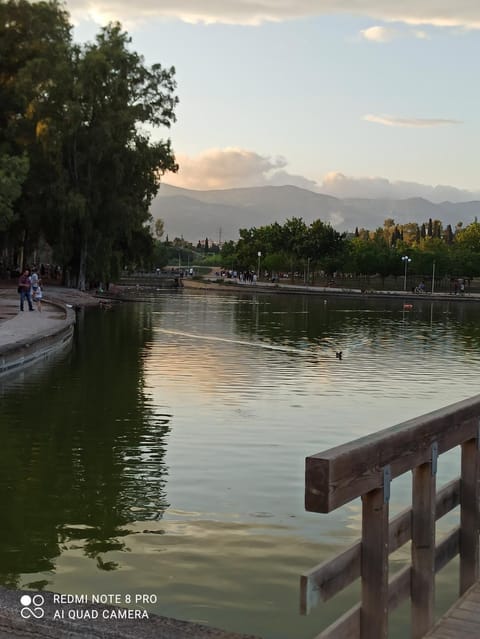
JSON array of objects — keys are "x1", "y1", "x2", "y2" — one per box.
[
  {"x1": 0, "y1": 285, "x2": 109, "y2": 377},
  {"x1": 182, "y1": 277, "x2": 480, "y2": 303},
  {"x1": 0, "y1": 298, "x2": 76, "y2": 376}
]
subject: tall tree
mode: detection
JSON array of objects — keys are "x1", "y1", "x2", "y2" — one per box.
[
  {"x1": 0, "y1": 0, "x2": 72, "y2": 263},
  {"x1": 444, "y1": 224, "x2": 454, "y2": 245},
  {"x1": 55, "y1": 23, "x2": 178, "y2": 287},
  {"x1": 0, "y1": 154, "x2": 28, "y2": 230}
]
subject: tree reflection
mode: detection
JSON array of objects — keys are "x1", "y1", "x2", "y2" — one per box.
[{"x1": 0, "y1": 303, "x2": 171, "y2": 586}]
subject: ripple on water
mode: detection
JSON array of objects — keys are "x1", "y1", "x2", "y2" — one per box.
[{"x1": 1, "y1": 293, "x2": 478, "y2": 639}]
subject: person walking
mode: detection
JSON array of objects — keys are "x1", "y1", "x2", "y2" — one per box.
[
  {"x1": 18, "y1": 268, "x2": 34, "y2": 311},
  {"x1": 30, "y1": 267, "x2": 39, "y2": 296},
  {"x1": 33, "y1": 280, "x2": 43, "y2": 312}
]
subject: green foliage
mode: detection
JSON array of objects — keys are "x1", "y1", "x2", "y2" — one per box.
[
  {"x1": 234, "y1": 217, "x2": 344, "y2": 274},
  {"x1": 0, "y1": 153, "x2": 29, "y2": 228},
  {"x1": 200, "y1": 254, "x2": 221, "y2": 266},
  {"x1": 228, "y1": 217, "x2": 480, "y2": 281},
  {"x1": 0, "y1": 2, "x2": 178, "y2": 287},
  {"x1": 151, "y1": 241, "x2": 168, "y2": 269},
  {"x1": 455, "y1": 222, "x2": 480, "y2": 253}
]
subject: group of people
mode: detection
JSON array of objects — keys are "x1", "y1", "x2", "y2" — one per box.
[{"x1": 17, "y1": 267, "x2": 43, "y2": 312}]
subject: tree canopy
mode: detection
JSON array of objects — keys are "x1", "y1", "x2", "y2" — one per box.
[
  {"x1": 0, "y1": 0, "x2": 178, "y2": 287},
  {"x1": 219, "y1": 215, "x2": 480, "y2": 282}
]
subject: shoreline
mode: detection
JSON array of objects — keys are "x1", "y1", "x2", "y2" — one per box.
[
  {"x1": 0, "y1": 286, "x2": 262, "y2": 638},
  {"x1": 0, "y1": 285, "x2": 99, "y2": 378},
  {"x1": 181, "y1": 277, "x2": 480, "y2": 303}
]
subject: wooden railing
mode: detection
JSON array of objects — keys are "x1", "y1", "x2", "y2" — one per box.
[{"x1": 301, "y1": 395, "x2": 480, "y2": 639}]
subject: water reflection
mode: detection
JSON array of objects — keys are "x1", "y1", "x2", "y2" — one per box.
[
  {"x1": 140, "y1": 291, "x2": 480, "y2": 637},
  {"x1": 1, "y1": 291, "x2": 480, "y2": 638},
  {"x1": 0, "y1": 304, "x2": 171, "y2": 588}
]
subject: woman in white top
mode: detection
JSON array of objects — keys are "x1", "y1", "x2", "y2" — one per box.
[{"x1": 33, "y1": 282, "x2": 43, "y2": 312}]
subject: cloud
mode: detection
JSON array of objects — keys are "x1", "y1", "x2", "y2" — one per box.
[
  {"x1": 320, "y1": 171, "x2": 480, "y2": 202},
  {"x1": 359, "y1": 25, "x2": 432, "y2": 42},
  {"x1": 363, "y1": 114, "x2": 462, "y2": 127},
  {"x1": 360, "y1": 25, "x2": 397, "y2": 42},
  {"x1": 66, "y1": 0, "x2": 480, "y2": 30},
  {"x1": 166, "y1": 147, "x2": 321, "y2": 190},
  {"x1": 166, "y1": 148, "x2": 480, "y2": 203},
  {"x1": 413, "y1": 29, "x2": 430, "y2": 39},
  {"x1": 265, "y1": 169, "x2": 319, "y2": 190}
]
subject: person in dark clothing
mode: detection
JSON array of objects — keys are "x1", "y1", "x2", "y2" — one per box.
[{"x1": 18, "y1": 269, "x2": 34, "y2": 311}]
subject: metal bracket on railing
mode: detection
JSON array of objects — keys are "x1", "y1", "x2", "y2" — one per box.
[
  {"x1": 383, "y1": 465, "x2": 391, "y2": 503},
  {"x1": 431, "y1": 441, "x2": 438, "y2": 476}
]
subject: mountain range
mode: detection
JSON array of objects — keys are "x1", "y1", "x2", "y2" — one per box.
[{"x1": 151, "y1": 183, "x2": 480, "y2": 243}]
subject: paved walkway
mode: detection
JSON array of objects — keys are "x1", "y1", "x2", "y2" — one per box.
[
  {"x1": 0, "y1": 285, "x2": 101, "y2": 345},
  {"x1": 0, "y1": 288, "x2": 72, "y2": 349},
  {"x1": 0, "y1": 304, "x2": 66, "y2": 347}
]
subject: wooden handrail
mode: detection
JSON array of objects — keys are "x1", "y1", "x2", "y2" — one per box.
[{"x1": 301, "y1": 395, "x2": 480, "y2": 638}]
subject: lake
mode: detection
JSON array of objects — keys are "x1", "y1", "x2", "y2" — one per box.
[{"x1": 2, "y1": 289, "x2": 480, "y2": 638}]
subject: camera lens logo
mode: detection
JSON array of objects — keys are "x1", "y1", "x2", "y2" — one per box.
[{"x1": 20, "y1": 594, "x2": 45, "y2": 619}]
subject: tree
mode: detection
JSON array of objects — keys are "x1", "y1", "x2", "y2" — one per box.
[
  {"x1": 427, "y1": 218, "x2": 433, "y2": 237},
  {"x1": 402, "y1": 222, "x2": 419, "y2": 245},
  {"x1": 305, "y1": 219, "x2": 344, "y2": 274},
  {"x1": 0, "y1": 0, "x2": 73, "y2": 262},
  {"x1": 0, "y1": 4, "x2": 178, "y2": 285},
  {"x1": 55, "y1": 22, "x2": 178, "y2": 288},
  {"x1": 0, "y1": 154, "x2": 29, "y2": 230},
  {"x1": 220, "y1": 240, "x2": 237, "y2": 269},
  {"x1": 455, "y1": 221, "x2": 480, "y2": 253},
  {"x1": 444, "y1": 224, "x2": 454, "y2": 245},
  {"x1": 154, "y1": 218, "x2": 165, "y2": 240},
  {"x1": 432, "y1": 219, "x2": 443, "y2": 239}
]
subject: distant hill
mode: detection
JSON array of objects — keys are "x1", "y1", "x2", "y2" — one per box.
[{"x1": 151, "y1": 184, "x2": 480, "y2": 242}]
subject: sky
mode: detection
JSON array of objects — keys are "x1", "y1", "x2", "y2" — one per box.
[{"x1": 69, "y1": 1, "x2": 480, "y2": 202}]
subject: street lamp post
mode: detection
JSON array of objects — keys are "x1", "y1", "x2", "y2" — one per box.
[
  {"x1": 257, "y1": 251, "x2": 261, "y2": 281},
  {"x1": 305, "y1": 257, "x2": 311, "y2": 285},
  {"x1": 402, "y1": 255, "x2": 411, "y2": 291}
]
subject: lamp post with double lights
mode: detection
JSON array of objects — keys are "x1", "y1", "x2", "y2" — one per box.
[{"x1": 402, "y1": 255, "x2": 411, "y2": 291}]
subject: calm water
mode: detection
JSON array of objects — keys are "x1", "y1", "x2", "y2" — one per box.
[{"x1": 2, "y1": 290, "x2": 480, "y2": 638}]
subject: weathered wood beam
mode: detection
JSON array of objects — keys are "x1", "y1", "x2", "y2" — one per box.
[
  {"x1": 460, "y1": 435, "x2": 480, "y2": 594},
  {"x1": 435, "y1": 527, "x2": 460, "y2": 573},
  {"x1": 312, "y1": 568, "x2": 411, "y2": 639},
  {"x1": 306, "y1": 396, "x2": 480, "y2": 512},
  {"x1": 411, "y1": 459, "x2": 436, "y2": 638},
  {"x1": 300, "y1": 479, "x2": 460, "y2": 613},
  {"x1": 361, "y1": 487, "x2": 389, "y2": 639}
]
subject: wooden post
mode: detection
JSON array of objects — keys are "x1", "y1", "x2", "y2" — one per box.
[
  {"x1": 460, "y1": 434, "x2": 480, "y2": 594},
  {"x1": 361, "y1": 475, "x2": 389, "y2": 639},
  {"x1": 411, "y1": 450, "x2": 436, "y2": 638}
]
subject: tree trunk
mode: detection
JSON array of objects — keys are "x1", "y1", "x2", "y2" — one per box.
[
  {"x1": 19, "y1": 229, "x2": 26, "y2": 270},
  {"x1": 78, "y1": 235, "x2": 87, "y2": 291}
]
